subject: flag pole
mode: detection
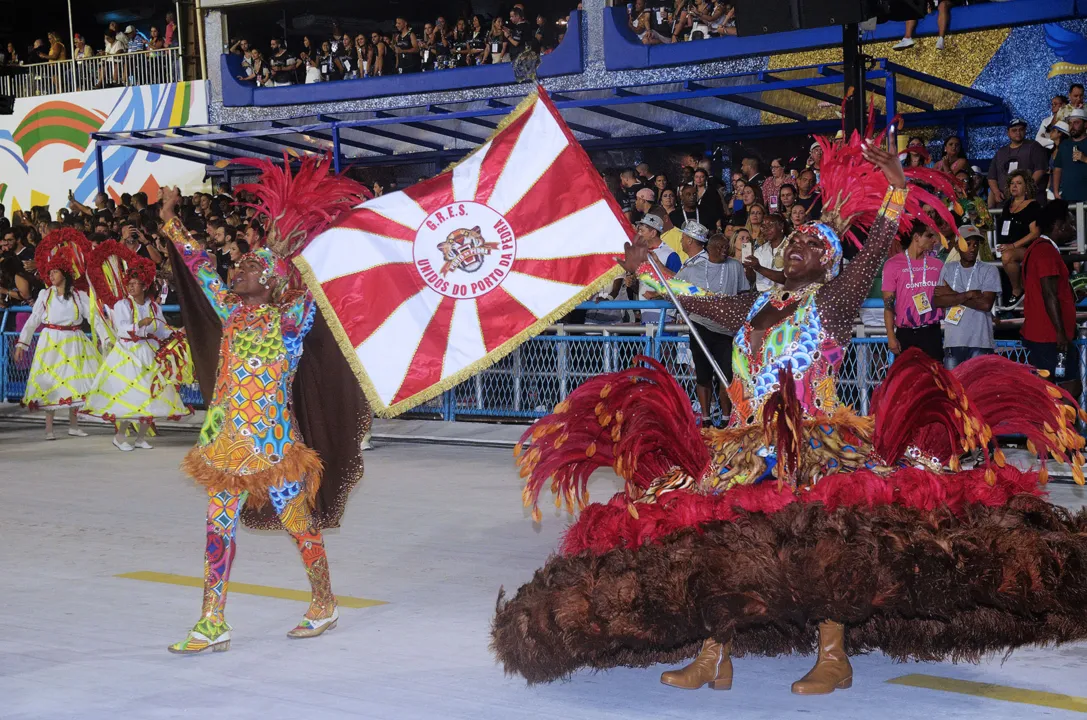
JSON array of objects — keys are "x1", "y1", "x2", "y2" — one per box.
[{"x1": 645, "y1": 252, "x2": 731, "y2": 391}]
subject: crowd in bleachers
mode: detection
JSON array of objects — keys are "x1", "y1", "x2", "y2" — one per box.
[
  {"x1": 1, "y1": 17, "x2": 179, "y2": 67},
  {"x1": 229, "y1": 4, "x2": 575, "y2": 85}
]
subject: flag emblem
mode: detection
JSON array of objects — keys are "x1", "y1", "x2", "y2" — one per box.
[{"x1": 297, "y1": 88, "x2": 632, "y2": 416}]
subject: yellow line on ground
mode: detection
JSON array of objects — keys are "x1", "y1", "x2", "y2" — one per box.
[
  {"x1": 116, "y1": 571, "x2": 388, "y2": 609},
  {"x1": 888, "y1": 674, "x2": 1087, "y2": 713}
]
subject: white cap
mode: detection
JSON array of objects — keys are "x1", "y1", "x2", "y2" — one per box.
[{"x1": 125, "y1": 25, "x2": 136, "y2": 34}]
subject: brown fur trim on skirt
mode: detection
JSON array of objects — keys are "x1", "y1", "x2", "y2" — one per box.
[
  {"x1": 181, "y1": 441, "x2": 324, "y2": 508},
  {"x1": 491, "y1": 495, "x2": 1087, "y2": 684}
]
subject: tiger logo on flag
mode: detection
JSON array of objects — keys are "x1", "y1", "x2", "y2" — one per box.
[{"x1": 437, "y1": 226, "x2": 500, "y2": 276}]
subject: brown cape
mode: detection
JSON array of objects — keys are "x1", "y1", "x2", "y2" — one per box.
[{"x1": 168, "y1": 241, "x2": 369, "y2": 530}]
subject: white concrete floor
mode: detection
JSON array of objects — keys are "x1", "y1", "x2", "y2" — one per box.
[{"x1": 3, "y1": 421, "x2": 1087, "y2": 720}]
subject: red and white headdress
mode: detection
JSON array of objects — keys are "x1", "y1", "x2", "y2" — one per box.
[{"x1": 35, "y1": 228, "x2": 93, "y2": 291}]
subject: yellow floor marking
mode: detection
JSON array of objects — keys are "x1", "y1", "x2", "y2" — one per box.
[
  {"x1": 117, "y1": 571, "x2": 387, "y2": 609},
  {"x1": 888, "y1": 674, "x2": 1087, "y2": 713}
]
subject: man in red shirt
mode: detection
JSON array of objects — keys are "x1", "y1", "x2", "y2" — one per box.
[{"x1": 1021, "y1": 199, "x2": 1079, "y2": 394}]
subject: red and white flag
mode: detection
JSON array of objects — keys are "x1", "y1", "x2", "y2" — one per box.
[{"x1": 297, "y1": 88, "x2": 633, "y2": 416}]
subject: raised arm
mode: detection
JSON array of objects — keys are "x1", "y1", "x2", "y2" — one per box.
[
  {"x1": 817, "y1": 142, "x2": 909, "y2": 345},
  {"x1": 160, "y1": 186, "x2": 234, "y2": 321},
  {"x1": 618, "y1": 240, "x2": 755, "y2": 334}
]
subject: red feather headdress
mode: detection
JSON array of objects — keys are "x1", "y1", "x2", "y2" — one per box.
[
  {"x1": 814, "y1": 106, "x2": 962, "y2": 249},
  {"x1": 35, "y1": 228, "x2": 93, "y2": 291},
  {"x1": 88, "y1": 239, "x2": 155, "y2": 309},
  {"x1": 232, "y1": 152, "x2": 371, "y2": 261}
]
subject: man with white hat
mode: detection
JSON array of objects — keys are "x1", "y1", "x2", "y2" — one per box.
[
  {"x1": 1053, "y1": 107, "x2": 1087, "y2": 203},
  {"x1": 987, "y1": 118, "x2": 1049, "y2": 207},
  {"x1": 125, "y1": 25, "x2": 148, "y2": 53},
  {"x1": 634, "y1": 211, "x2": 680, "y2": 325},
  {"x1": 932, "y1": 225, "x2": 1000, "y2": 370}
]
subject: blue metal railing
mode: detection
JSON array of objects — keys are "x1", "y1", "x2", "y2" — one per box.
[{"x1": 3, "y1": 301, "x2": 1083, "y2": 423}]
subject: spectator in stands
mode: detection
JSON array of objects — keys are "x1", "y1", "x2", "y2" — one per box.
[
  {"x1": 46, "y1": 32, "x2": 67, "y2": 61},
  {"x1": 126, "y1": 26, "x2": 148, "y2": 53},
  {"x1": 692, "y1": 167, "x2": 723, "y2": 231},
  {"x1": 72, "y1": 34, "x2": 93, "y2": 60},
  {"x1": 996, "y1": 170, "x2": 1042, "y2": 306},
  {"x1": 988, "y1": 118, "x2": 1049, "y2": 207},
  {"x1": 165, "y1": 12, "x2": 177, "y2": 48},
  {"x1": 5, "y1": 42, "x2": 20, "y2": 65},
  {"x1": 370, "y1": 31, "x2": 392, "y2": 76},
  {"x1": 148, "y1": 26, "x2": 165, "y2": 51},
  {"x1": 394, "y1": 17, "x2": 422, "y2": 74},
  {"x1": 1053, "y1": 108, "x2": 1087, "y2": 204},
  {"x1": 488, "y1": 17, "x2": 509, "y2": 63},
  {"x1": 652, "y1": 173, "x2": 669, "y2": 199},
  {"x1": 1065, "y1": 84, "x2": 1085, "y2": 116},
  {"x1": 656, "y1": 203, "x2": 686, "y2": 261},
  {"x1": 777, "y1": 183, "x2": 797, "y2": 217},
  {"x1": 732, "y1": 226, "x2": 754, "y2": 264},
  {"x1": 760, "y1": 157, "x2": 787, "y2": 213},
  {"x1": 619, "y1": 169, "x2": 645, "y2": 208},
  {"x1": 341, "y1": 35, "x2": 360, "y2": 78},
  {"x1": 317, "y1": 41, "x2": 338, "y2": 81},
  {"x1": 660, "y1": 187, "x2": 679, "y2": 219},
  {"x1": 724, "y1": 176, "x2": 745, "y2": 217},
  {"x1": 674, "y1": 184, "x2": 702, "y2": 229},
  {"x1": 1022, "y1": 199, "x2": 1079, "y2": 393},
  {"x1": 883, "y1": 220, "x2": 944, "y2": 360},
  {"x1": 353, "y1": 33, "x2": 371, "y2": 76},
  {"x1": 806, "y1": 142, "x2": 823, "y2": 178},
  {"x1": 744, "y1": 212, "x2": 787, "y2": 292},
  {"x1": 893, "y1": 0, "x2": 954, "y2": 51},
  {"x1": 236, "y1": 48, "x2": 269, "y2": 86},
  {"x1": 903, "y1": 137, "x2": 929, "y2": 169},
  {"x1": 229, "y1": 37, "x2": 249, "y2": 58},
  {"x1": 677, "y1": 228, "x2": 746, "y2": 424},
  {"x1": 740, "y1": 156, "x2": 764, "y2": 195},
  {"x1": 504, "y1": 7, "x2": 534, "y2": 60},
  {"x1": 633, "y1": 187, "x2": 656, "y2": 222},
  {"x1": 789, "y1": 202, "x2": 809, "y2": 229},
  {"x1": 933, "y1": 225, "x2": 999, "y2": 370},
  {"x1": 330, "y1": 23, "x2": 347, "y2": 54},
  {"x1": 955, "y1": 168, "x2": 993, "y2": 232},
  {"x1": 269, "y1": 38, "x2": 299, "y2": 86},
  {"x1": 629, "y1": 0, "x2": 671, "y2": 45},
  {"x1": 634, "y1": 211, "x2": 681, "y2": 325},
  {"x1": 745, "y1": 201, "x2": 766, "y2": 245},
  {"x1": 794, "y1": 167, "x2": 821, "y2": 214},
  {"x1": 1038, "y1": 94, "x2": 1068, "y2": 149},
  {"x1": 934, "y1": 136, "x2": 968, "y2": 175}
]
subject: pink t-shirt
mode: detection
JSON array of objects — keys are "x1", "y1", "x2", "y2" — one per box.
[{"x1": 881, "y1": 252, "x2": 943, "y2": 328}]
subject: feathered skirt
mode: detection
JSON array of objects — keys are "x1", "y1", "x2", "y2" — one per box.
[{"x1": 493, "y1": 353, "x2": 1087, "y2": 684}]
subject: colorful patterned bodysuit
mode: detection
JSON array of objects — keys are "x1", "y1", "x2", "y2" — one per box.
[
  {"x1": 165, "y1": 218, "x2": 323, "y2": 512},
  {"x1": 164, "y1": 218, "x2": 333, "y2": 652}
]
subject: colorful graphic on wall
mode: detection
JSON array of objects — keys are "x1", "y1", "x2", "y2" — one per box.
[
  {"x1": 0, "y1": 81, "x2": 207, "y2": 213},
  {"x1": 763, "y1": 20, "x2": 1087, "y2": 160}
]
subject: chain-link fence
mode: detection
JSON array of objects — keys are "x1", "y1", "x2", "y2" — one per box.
[{"x1": 4, "y1": 305, "x2": 1085, "y2": 426}]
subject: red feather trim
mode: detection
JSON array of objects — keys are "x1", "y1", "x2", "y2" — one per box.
[
  {"x1": 815, "y1": 106, "x2": 962, "y2": 248},
  {"x1": 954, "y1": 354, "x2": 1087, "y2": 485},
  {"x1": 871, "y1": 347, "x2": 992, "y2": 467},
  {"x1": 516, "y1": 356, "x2": 710, "y2": 523},
  {"x1": 233, "y1": 152, "x2": 371, "y2": 260}
]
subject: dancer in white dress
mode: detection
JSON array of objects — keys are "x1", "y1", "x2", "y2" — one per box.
[
  {"x1": 83, "y1": 258, "x2": 192, "y2": 451},
  {"x1": 14, "y1": 267, "x2": 102, "y2": 440}
]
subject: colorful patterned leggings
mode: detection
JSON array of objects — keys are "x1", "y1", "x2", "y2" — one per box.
[{"x1": 200, "y1": 477, "x2": 333, "y2": 624}]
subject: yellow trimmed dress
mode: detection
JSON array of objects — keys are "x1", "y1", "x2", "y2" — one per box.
[
  {"x1": 83, "y1": 298, "x2": 192, "y2": 422},
  {"x1": 17, "y1": 288, "x2": 102, "y2": 410}
]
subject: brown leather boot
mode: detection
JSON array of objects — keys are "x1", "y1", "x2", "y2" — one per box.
[
  {"x1": 791, "y1": 620, "x2": 853, "y2": 695},
  {"x1": 660, "y1": 638, "x2": 733, "y2": 690}
]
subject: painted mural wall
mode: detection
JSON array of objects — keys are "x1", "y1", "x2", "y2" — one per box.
[
  {"x1": 765, "y1": 20, "x2": 1087, "y2": 160},
  {"x1": 0, "y1": 81, "x2": 208, "y2": 214}
]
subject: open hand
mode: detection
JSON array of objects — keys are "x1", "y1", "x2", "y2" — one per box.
[
  {"x1": 620, "y1": 239, "x2": 650, "y2": 273},
  {"x1": 862, "y1": 140, "x2": 907, "y2": 189}
]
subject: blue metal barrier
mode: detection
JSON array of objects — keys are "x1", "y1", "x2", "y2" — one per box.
[{"x1": 2, "y1": 301, "x2": 1081, "y2": 424}]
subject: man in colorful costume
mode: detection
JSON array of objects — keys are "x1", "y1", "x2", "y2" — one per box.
[
  {"x1": 494, "y1": 136, "x2": 1087, "y2": 693},
  {"x1": 160, "y1": 155, "x2": 371, "y2": 654}
]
